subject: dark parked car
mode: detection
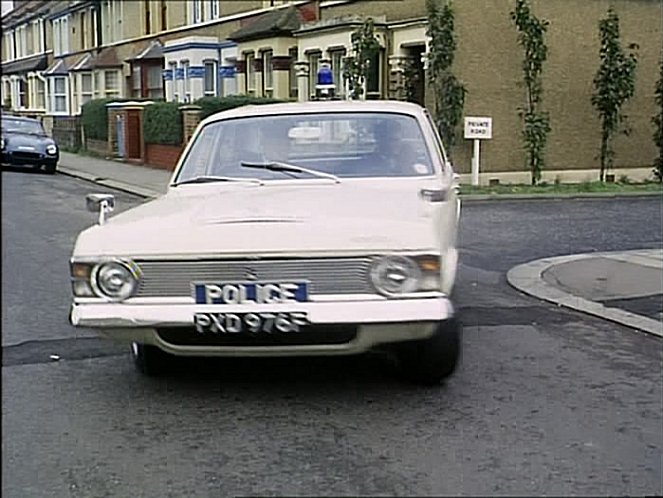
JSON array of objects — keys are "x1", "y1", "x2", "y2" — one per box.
[{"x1": 1, "y1": 115, "x2": 59, "y2": 174}]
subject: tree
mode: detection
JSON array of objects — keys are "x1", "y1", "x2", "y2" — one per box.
[
  {"x1": 342, "y1": 18, "x2": 381, "y2": 100},
  {"x1": 511, "y1": 0, "x2": 551, "y2": 185},
  {"x1": 653, "y1": 54, "x2": 662, "y2": 183},
  {"x1": 591, "y1": 8, "x2": 638, "y2": 182},
  {"x1": 426, "y1": 0, "x2": 466, "y2": 154}
]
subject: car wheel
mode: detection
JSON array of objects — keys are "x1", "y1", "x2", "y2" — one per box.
[
  {"x1": 130, "y1": 342, "x2": 172, "y2": 376},
  {"x1": 44, "y1": 163, "x2": 56, "y2": 175},
  {"x1": 397, "y1": 318, "x2": 462, "y2": 385}
]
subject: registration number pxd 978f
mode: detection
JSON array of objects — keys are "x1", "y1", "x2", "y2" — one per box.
[{"x1": 194, "y1": 312, "x2": 309, "y2": 334}]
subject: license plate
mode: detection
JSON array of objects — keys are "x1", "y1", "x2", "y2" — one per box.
[
  {"x1": 194, "y1": 312, "x2": 309, "y2": 334},
  {"x1": 193, "y1": 281, "x2": 308, "y2": 304}
]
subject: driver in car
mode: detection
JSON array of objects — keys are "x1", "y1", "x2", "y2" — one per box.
[{"x1": 368, "y1": 120, "x2": 429, "y2": 176}]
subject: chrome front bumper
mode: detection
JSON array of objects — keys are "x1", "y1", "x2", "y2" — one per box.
[{"x1": 69, "y1": 297, "x2": 454, "y2": 356}]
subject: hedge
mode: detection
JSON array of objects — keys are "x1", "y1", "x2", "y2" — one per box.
[
  {"x1": 194, "y1": 94, "x2": 285, "y2": 120},
  {"x1": 81, "y1": 98, "x2": 116, "y2": 141},
  {"x1": 81, "y1": 97, "x2": 155, "y2": 141},
  {"x1": 143, "y1": 101, "x2": 182, "y2": 145}
]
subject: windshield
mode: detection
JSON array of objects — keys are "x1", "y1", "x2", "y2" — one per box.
[
  {"x1": 1, "y1": 118, "x2": 45, "y2": 135},
  {"x1": 175, "y1": 112, "x2": 435, "y2": 183}
]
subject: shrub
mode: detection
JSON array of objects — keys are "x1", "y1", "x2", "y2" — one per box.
[
  {"x1": 143, "y1": 101, "x2": 182, "y2": 145},
  {"x1": 81, "y1": 98, "x2": 116, "y2": 141},
  {"x1": 82, "y1": 97, "x2": 159, "y2": 142},
  {"x1": 194, "y1": 94, "x2": 285, "y2": 120}
]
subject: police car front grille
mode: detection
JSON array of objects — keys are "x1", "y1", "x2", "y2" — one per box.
[{"x1": 134, "y1": 257, "x2": 375, "y2": 297}]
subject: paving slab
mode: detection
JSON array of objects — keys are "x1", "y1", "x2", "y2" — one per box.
[{"x1": 507, "y1": 250, "x2": 663, "y2": 337}]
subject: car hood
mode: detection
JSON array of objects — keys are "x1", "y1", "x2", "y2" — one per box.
[
  {"x1": 73, "y1": 178, "x2": 447, "y2": 257},
  {"x1": 3, "y1": 132, "x2": 54, "y2": 149}
]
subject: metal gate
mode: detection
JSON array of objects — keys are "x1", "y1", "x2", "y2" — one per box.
[{"x1": 115, "y1": 114, "x2": 125, "y2": 158}]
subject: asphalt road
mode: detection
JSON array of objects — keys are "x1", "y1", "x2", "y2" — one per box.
[{"x1": 2, "y1": 170, "x2": 661, "y2": 497}]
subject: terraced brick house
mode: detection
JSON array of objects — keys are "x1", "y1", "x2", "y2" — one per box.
[{"x1": 2, "y1": 0, "x2": 660, "y2": 182}]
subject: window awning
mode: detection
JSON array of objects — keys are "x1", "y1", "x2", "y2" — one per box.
[
  {"x1": 70, "y1": 53, "x2": 94, "y2": 72},
  {"x1": 1, "y1": 54, "x2": 49, "y2": 76},
  {"x1": 228, "y1": 5, "x2": 303, "y2": 42},
  {"x1": 126, "y1": 40, "x2": 164, "y2": 62},
  {"x1": 43, "y1": 58, "x2": 70, "y2": 76}
]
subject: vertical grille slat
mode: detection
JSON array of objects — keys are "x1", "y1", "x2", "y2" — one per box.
[{"x1": 134, "y1": 258, "x2": 375, "y2": 297}]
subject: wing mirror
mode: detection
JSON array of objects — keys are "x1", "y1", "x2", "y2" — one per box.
[{"x1": 86, "y1": 193, "x2": 115, "y2": 225}]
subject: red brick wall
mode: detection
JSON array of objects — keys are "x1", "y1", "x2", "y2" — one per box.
[{"x1": 145, "y1": 143, "x2": 184, "y2": 171}]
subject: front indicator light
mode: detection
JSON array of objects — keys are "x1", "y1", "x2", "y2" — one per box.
[{"x1": 70, "y1": 262, "x2": 92, "y2": 279}]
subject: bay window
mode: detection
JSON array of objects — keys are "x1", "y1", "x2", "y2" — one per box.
[
  {"x1": 245, "y1": 53, "x2": 255, "y2": 93},
  {"x1": 50, "y1": 76, "x2": 68, "y2": 114},
  {"x1": 263, "y1": 50, "x2": 273, "y2": 96},
  {"x1": 204, "y1": 61, "x2": 217, "y2": 96},
  {"x1": 104, "y1": 70, "x2": 120, "y2": 99}
]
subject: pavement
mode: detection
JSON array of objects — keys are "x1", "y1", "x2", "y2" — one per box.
[{"x1": 56, "y1": 151, "x2": 663, "y2": 337}]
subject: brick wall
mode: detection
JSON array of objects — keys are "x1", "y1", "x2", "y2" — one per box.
[
  {"x1": 52, "y1": 116, "x2": 82, "y2": 150},
  {"x1": 145, "y1": 143, "x2": 184, "y2": 170},
  {"x1": 85, "y1": 138, "x2": 108, "y2": 157}
]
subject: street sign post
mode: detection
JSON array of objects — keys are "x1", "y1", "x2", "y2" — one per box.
[{"x1": 464, "y1": 117, "x2": 493, "y2": 186}]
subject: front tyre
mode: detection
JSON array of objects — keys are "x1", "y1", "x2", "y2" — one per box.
[
  {"x1": 397, "y1": 318, "x2": 462, "y2": 385},
  {"x1": 44, "y1": 163, "x2": 57, "y2": 175},
  {"x1": 130, "y1": 342, "x2": 172, "y2": 376}
]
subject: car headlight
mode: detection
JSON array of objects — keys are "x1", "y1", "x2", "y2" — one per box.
[
  {"x1": 46, "y1": 144, "x2": 58, "y2": 155},
  {"x1": 1, "y1": 137, "x2": 5, "y2": 149},
  {"x1": 370, "y1": 255, "x2": 441, "y2": 297},
  {"x1": 370, "y1": 255, "x2": 422, "y2": 296},
  {"x1": 90, "y1": 260, "x2": 141, "y2": 301}
]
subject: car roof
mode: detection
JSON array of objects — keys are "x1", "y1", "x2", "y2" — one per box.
[
  {"x1": 2, "y1": 114, "x2": 40, "y2": 123},
  {"x1": 200, "y1": 100, "x2": 428, "y2": 126}
]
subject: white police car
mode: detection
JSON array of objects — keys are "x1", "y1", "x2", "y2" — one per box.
[{"x1": 69, "y1": 96, "x2": 461, "y2": 384}]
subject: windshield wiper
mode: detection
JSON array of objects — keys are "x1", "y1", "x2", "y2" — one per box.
[
  {"x1": 241, "y1": 161, "x2": 341, "y2": 183},
  {"x1": 172, "y1": 175, "x2": 264, "y2": 186}
]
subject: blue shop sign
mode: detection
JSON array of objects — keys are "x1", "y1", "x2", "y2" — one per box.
[
  {"x1": 175, "y1": 68, "x2": 184, "y2": 80},
  {"x1": 162, "y1": 69, "x2": 173, "y2": 81}
]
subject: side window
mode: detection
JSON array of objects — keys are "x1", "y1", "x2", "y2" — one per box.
[{"x1": 423, "y1": 109, "x2": 450, "y2": 171}]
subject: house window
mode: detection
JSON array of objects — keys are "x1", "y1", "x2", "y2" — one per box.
[
  {"x1": 36, "y1": 77, "x2": 46, "y2": 109},
  {"x1": 263, "y1": 51, "x2": 273, "y2": 96},
  {"x1": 27, "y1": 22, "x2": 35, "y2": 55},
  {"x1": 143, "y1": 0, "x2": 151, "y2": 35},
  {"x1": 145, "y1": 64, "x2": 163, "y2": 99},
  {"x1": 160, "y1": 1, "x2": 168, "y2": 31},
  {"x1": 5, "y1": 32, "x2": 15, "y2": 60},
  {"x1": 365, "y1": 50, "x2": 383, "y2": 99},
  {"x1": 181, "y1": 61, "x2": 190, "y2": 102},
  {"x1": 288, "y1": 47, "x2": 298, "y2": 99},
  {"x1": 53, "y1": 17, "x2": 69, "y2": 56},
  {"x1": 2, "y1": 79, "x2": 12, "y2": 107},
  {"x1": 169, "y1": 61, "x2": 178, "y2": 101},
  {"x1": 89, "y1": 9, "x2": 96, "y2": 48},
  {"x1": 204, "y1": 61, "x2": 217, "y2": 96},
  {"x1": 132, "y1": 65, "x2": 142, "y2": 98},
  {"x1": 329, "y1": 48, "x2": 346, "y2": 97},
  {"x1": 52, "y1": 77, "x2": 67, "y2": 113},
  {"x1": 104, "y1": 70, "x2": 120, "y2": 98},
  {"x1": 80, "y1": 11, "x2": 86, "y2": 49},
  {"x1": 245, "y1": 53, "x2": 255, "y2": 93},
  {"x1": 81, "y1": 73, "x2": 93, "y2": 105},
  {"x1": 190, "y1": 0, "x2": 203, "y2": 24},
  {"x1": 308, "y1": 51, "x2": 321, "y2": 99},
  {"x1": 18, "y1": 78, "x2": 28, "y2": 108},
  {"x1": 102, "y1": 1, "x2": 123, "y2": 43},
  {"x1": 209, "y1": 0, "x2": 219, "y2": 19}
]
